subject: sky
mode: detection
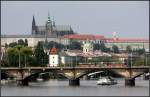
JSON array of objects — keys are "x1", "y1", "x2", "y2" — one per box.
[{"x1": 1, "y1": 1, "x2": 149, "y2": 39}]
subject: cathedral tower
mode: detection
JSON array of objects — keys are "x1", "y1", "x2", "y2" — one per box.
[
  {"x1": 46, "y1": 13, "x2": 53, "y2": 36},
  {"x1": 32, "y1": 15, "x2": 37, "y2": 35}
]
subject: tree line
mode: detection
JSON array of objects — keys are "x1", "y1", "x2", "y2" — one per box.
[{"x1": 1, "y1": 39, "x2": 147, "y2": 67}]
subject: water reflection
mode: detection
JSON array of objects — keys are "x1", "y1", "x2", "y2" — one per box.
[{"x1": 1, "y1": 78, "x2": 149, "y2": 96}]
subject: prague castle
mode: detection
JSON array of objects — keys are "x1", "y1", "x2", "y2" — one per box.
[
  {"x1": 1, "y1": 14, "x2": 149, "y2": 51},
  {"x1": 1, "y1": 14, "x2": 74, "y2": 47},
  {"x1": 31, "y1": 14, "x2": 74, "y2": 36}
]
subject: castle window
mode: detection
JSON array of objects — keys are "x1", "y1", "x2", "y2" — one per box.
[{"x1": 53, "y1": 57, "x2": 54, "y2": 59}]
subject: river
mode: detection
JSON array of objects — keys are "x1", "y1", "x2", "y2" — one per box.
[{"x1": 1, "y1": 78, "x2": 149, "y2": 96}]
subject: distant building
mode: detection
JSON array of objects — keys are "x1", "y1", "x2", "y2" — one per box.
[
  {"x1": 31, "y1": 14, "x2": 74, "y2": 36},
  {"x1": 49, "y1": 46, "x2": 59, "y2": 67},
  {"x1": 1, "y1": 13, "x2": 149, "y2": 52},
  {"x1": 1, "y1": 13, "x2": 74, "y2": 47},
  {"x1": 83, "y1": 39, "x2": 94, "y2": 53},
  {"x1": 62, "y1": 34, "x2": 106, "y2": 45},
  {"x1": 105, "y1": 38, "x2": 149, "y2": 51},
  {"x1": 105, "y1": 32, "x2": 149, "y2": 51},
  {"x1": 62, "y1": 32, "x2": 149, "y2": 51}
]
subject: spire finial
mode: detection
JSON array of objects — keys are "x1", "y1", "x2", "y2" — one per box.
[
  {"x1": 47, "y1": 12, "x2": 51, "y2": 23},
  {"x1": 32, "y1": 15, "x2": 36, "y2": 26}
]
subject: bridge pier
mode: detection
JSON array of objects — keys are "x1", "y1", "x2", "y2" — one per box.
[
  {"x1": 17, "y1": 79, "x2": 29, "y2": 86},
  {"x1": 125, "y1": 78, "x2": 135, "y2": 86},
  {"x1": 69, "y1": 78, "x2": 80, "y2": 86}
]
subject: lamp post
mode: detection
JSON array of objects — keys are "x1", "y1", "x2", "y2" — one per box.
[
  {"x1": 19, "y1": 48, "x2": 21, "y2": 68},
  {"x1": 145, "y1": 52, "x2": 148, "y2": 66},
  {"x1": 130, "y1": 52, "x2": 132, "y2": 68},
  {"x1": 25, "y1": 55, "x2": 26, "y2": 67},
  {"x1": 129, "y1": 51, "x2": 133, "y2": 78}
]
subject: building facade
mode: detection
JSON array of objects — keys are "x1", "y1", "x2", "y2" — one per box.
[
  {"x1": 31, "y1": 14, "x2": 74, "y2": 36},
  {"x1": 1, "y1": 14, "x2": 74, "y2": 47},
  {"x1": 62, "y1": 33, "x2": 149, "y2": 51},
  {"x1": 49, "y1": 47, "x2": 59, "y2": 67},
  {"x1": 62, "y1": 34, "x2": 106, "y2": 45},
  {"x1": 83, "y1": 40, "x2": 94, "y2": 53},
  {"x1": 1, "y1": 35, "x2": 60, "y2": 47},
  {"x1": 105, "y1": 38, "x2": 149, "y2": 51}
]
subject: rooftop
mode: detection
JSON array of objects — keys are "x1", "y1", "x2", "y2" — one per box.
[
  {"x1": 37, "y1": 25, "x2": 72, "y2": 32},
  {"x1": 106, "y1": 38, "x2": 149, "y2": 43},
  {"x1": 63, "y1": 34, "x2": 105, "y2": 40}
]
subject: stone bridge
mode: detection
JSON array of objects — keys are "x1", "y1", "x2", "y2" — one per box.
[{"x1": 1, "y1": 66, "x2": 149, "y2": 86}]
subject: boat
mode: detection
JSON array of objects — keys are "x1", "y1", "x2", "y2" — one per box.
[
  {"x1": 1, "y1": 79, "x2": 8, "y2": 84},
  {"x1": 36, "y1": 78, "x2": 43, "y2": 82},
  {"x1": 97, "y1": 76, "x2": 117, "y2": 85},
  {"x1": 143, "y1": 73, "x2": 149, "y2": 80},
  {"x1": 36, "y1": 74, "x2": 43, "y2": 82}
]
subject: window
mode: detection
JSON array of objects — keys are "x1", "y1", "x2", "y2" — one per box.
[{"x1": 53, "y1": 57, "x2": 54, "y2": 59}]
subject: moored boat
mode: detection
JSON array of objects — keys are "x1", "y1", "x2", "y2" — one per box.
[{"x1": 97, "y1": 76, "x2": 117, "y2": 85}]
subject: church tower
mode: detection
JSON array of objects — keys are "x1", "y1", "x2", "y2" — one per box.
[
  {"x1": 112, "y1": 32, "x2": 118, "y2": 40},
  {"x1": 46, "y1": 13, "x2": 53, "y2": 36},
  {"x1": 83, "y1": 39, "x2": 94, "y2": 53},
  {"x1": 32, "y1": 15, "x2": 37, "y2": 35},
  {"x1": 49, "y1": 46, "x2": 59, "y2": 67}
]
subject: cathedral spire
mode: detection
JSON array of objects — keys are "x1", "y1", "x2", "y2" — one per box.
[
  {"x1": 47, "y1": 12, "x2": 51, "y2": 23},
  {"x1": 32, "y1": 15, "x2": 37, "y2": 35},
  {"x1": 46, "y1": 12, "x2": 53, "y2": 36},
  {"x1": 32, "y1": 15, "x2": 36, "y2": 27}
]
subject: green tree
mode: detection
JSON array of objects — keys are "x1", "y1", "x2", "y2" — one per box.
[
  {"x1": 9, "y1": 42, "x2": 17, "y2": 47},
  {"x1": 7, "y1": 48, "x2": 19, "y2": 67},
  {"x1": 112, "y1": 45, "x2": 119, "y2": 53},
  {"x1": 18, "y1": 39, "x2": 25, "y2": 46},
  {"x1": 133, "y1": 57, "x2": 145, "y2": 66},
  {"x1": 94, "y1": 43, "x2": 111, "y2": 52},
  {"x1": 137, "y1": 48, "x2": 145, "y2": 55},
  {"x1": 68, "y1": 41, "x2": 82, "y2": 50},
  {"x1": 24, "y1": 39, "x2": 28, "y2": 46},
  {"x1": 21, "y1": 47, "x2": 32, "y2": 67},
  {"x1": 94, "y1": 43, "x2": 101, "y2": 50},
  {"x1": 34, "y1": 41, "x2": 47, "y2": 66},
  {"x1": 126, "y1": 45, "x2": 132, "y2": 53},
  {"x1": 5, "y1": 43, "x2": 8, "y2": 48}
]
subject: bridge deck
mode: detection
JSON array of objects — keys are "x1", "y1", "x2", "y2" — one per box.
[{"x1": 1, "y1": 66, "x2": 149, "y2": 70}]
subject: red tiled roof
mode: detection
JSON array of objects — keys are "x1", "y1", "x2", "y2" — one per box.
[
  {"x1": 63, "y1": 34, "x2": 149, "y2": 43},
  {"x1": 50, "y1": 47, "x2": 57, "y2": 54},
  {"x1": 106, "y1": 38, "x2": 149, "y2": 43},
  {"x1": 63, "y1": 34, "x2": 105, "y2": 40}
]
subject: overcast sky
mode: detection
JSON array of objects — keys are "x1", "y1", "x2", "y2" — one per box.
[{"x1": 1, "y1": 1, "x2": 149, "y2": 38}]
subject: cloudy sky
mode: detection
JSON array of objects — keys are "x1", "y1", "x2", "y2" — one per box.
[{"x1": 1, "y1": 1, "x2": 149, "y2": 38}]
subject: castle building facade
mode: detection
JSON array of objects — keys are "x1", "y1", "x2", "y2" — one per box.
[
  {"x1": 1, "y1": 14, "x2": 74, "y2": 47},
  {"x1": 31, "y1": 14, "x2": 74, "y2": 36},
  {"x1": 1, "y1": 14, "x2": 149, "y2": 52}
]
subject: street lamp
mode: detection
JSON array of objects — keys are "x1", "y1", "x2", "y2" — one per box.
[
  {"x1": 130, "y1": 52, "x2": 132, "y2": 68},
  {"x1": 19, "y1": 48, "x2": 21, "y2": 68},
  {"x1": 16, "y1": 45, "x2": 22, "y2": 68}
]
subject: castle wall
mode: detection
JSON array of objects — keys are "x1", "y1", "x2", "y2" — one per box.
[{"x1": 1, "y1": 37, "x2": 62, "y2": 47}]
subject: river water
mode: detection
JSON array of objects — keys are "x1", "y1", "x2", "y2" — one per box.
[{"x1": 1, "y1": 78, "x2": 149, "y2": 96}]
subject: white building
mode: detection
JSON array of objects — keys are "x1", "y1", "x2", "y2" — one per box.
[
  {"x1": 1, "y1": 35, "x2": 61, "y2": 47},
  {"x1": 49, "y1": 47, "x2": 59, "y2": 67},
  {"x1": 83, "y1": 40, "x2": 94, "y2": 53}
]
